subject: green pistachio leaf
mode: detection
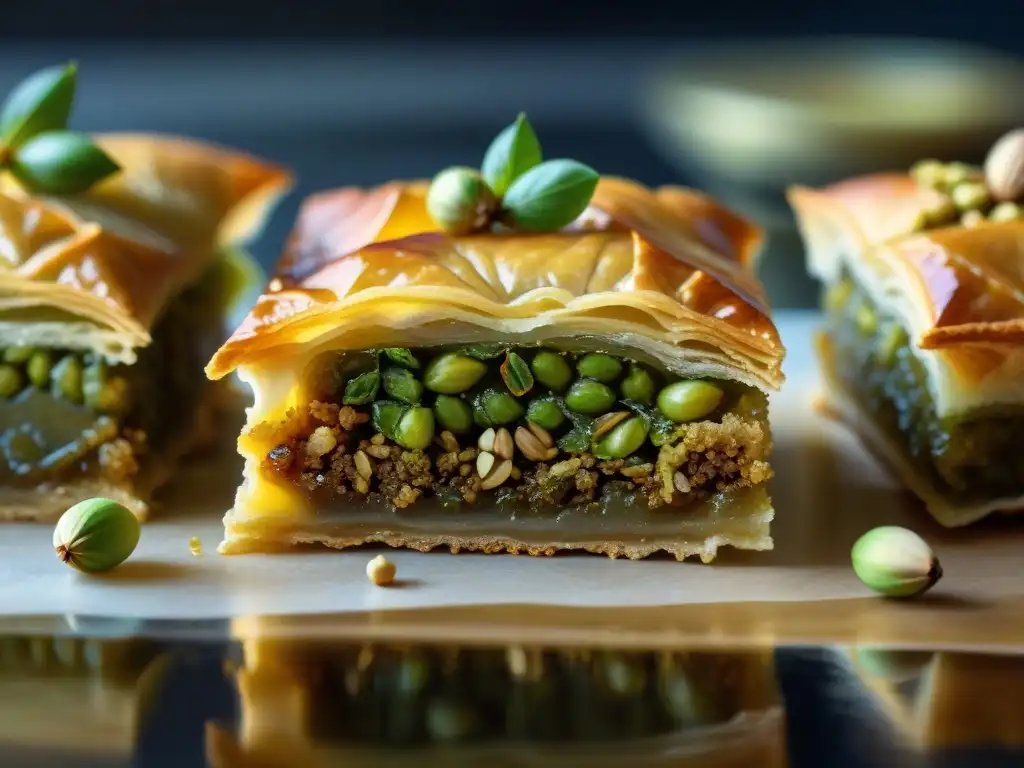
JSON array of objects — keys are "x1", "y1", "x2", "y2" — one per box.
[
  {"x1": 9, "y1": 131, "x2": 120, "y2": 195},
  {"x1": 0, "y1": 63, "x2": 77, "y2": 148},
  {"x1": 481, "y1": 112, "x2": 543, "y2": 198},
  {"x1": 501, "y1": 159, "x2": 599, "y2": 233}
]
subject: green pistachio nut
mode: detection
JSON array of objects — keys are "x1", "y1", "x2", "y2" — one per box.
[
  {"x1": 500, "y1": 351, "x2": 534, "y2": 396},
  {"x1": 824, "y1": 280, "x2": 854, "y2": 314},
  {"x1": 909, "y1": 159, "x2": 945, "y2": 189},
  {"x1": 382, "y1": 366, "x2": 423, "y2": 405},
  {"x1": 877, "y1": 323, "x2": 908, "y2": 367},
  {"x1": 433, "y1": 394, "x2": 473, "y2": 434},
  {"x1": 851, "y1": 526, "x2": 942, "y2": 599},
  {"x1": 0, "y1": 364, "x2": 23, "y2": 398},
  {"x1": 472, "y1": 388, "x2": 525, "y2": 428},
  {"x1": 593, "y1": 415, "x2": 648, "y2": 459},
  {"x1": 372, "y1": 400, "x2": 407, "y2": 442},
  {"x1": 942, "y1": 161, "x2": 978, "y2": 189},
  {"x1": 0, "y1": 62, "x2": 77, "y2": 148},
  {"x1": 593, "y1": 416, "x2": 648, "y2": 460},
  {"x1": 383, "y1": 348, "x2": 419, "y2": 369},
  {"x1": 26, "y1": 349, "x2": 53, "y2": 388},
  {"x1": 855, "y1": 302, "x2": 878, "y2": 335},
  {"x1": 423, "y1": 352, "x2": 488, "y2": 394},
  {"x1": 657, "y1": 380, "x2": 724, "y2": 423},
  {"x1": 481, "y1": 112, "x2": 543, "y2": 197},
  {"x1": 83, "y1": 364, "x2": 130, "y2": 415},
  {"x1": 342, "y1": 370, "x2": 380, "y2": 405},
  {"x1": 2, "y1": 346, "x2": 34, "y2": 364},
  {"x1": 530, "y1": 350, "x2": 572, "y2": 392},
  {"x1": 526, "y1": 396, "x2": 565, "y2": 430},
  {"x1": 393, "y1": 406, "x2": 435, "y2": 451},
  {"x1": 10, "y1": 130, "x2": 120, "y2": 195},
  {"x1": 426, "y1": 166, "x2": 498, "y2": 235},
  {"x1": 565, "y1": 379, "x2": 616, "y2": 415},
  {"x1": 989, "y1": 202, "x2": 1024, "y2": 222},
  {"x1": 576, "y1": 353, "x2": 622, "y2": 383},
  {"x1": 52, "y1": 497, "x2": 140, "y2": 574},
  {"x1": 620, "y1": 364, "x2": 655, "y2": 405},
  {"x1": 501, "y1": 159, "x2": 600, "y2": 232},
  {"x1": 50, "y1": 355, "x2": 83, "y2": 403},
  {"x1": 951, "y1": 181, "x2": 990, "y2": 212}
]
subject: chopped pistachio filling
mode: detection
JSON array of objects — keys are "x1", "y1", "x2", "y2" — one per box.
[
  {"x1": 826, "y1": 277, "x2": 1024, "y2": 501},
  {"x1": 300, "y1": 644, "x2": 739, "y2": 745},
  {"x1": 260, "y1": 346, "x2": 773, "y2": 512}
]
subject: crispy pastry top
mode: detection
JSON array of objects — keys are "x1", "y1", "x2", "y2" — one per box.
[
  {"x1": 206, "y1": 178, "x2": 784, "y2": 391},
  {"x1": 0, "y1": 133, "x2": 291, "y2": 361},
  {"x1": 789, "y1": 173, "x2": 1024, "y2": 414}
]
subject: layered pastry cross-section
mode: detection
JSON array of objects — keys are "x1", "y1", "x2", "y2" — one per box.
[
  {"x1": 0, "y1": 134, "x2": 290, "y2": 521},
  {"x1": 207, "y1": 177, "x2": 785, "y2": 559},
  {"x1": 788, "y1": 140, "x2": 1024, "y2": 527}
]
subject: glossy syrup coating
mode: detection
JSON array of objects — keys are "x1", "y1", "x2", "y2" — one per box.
[{"x1": 206, "y1": 178, "x2": 784, "y2": 387}]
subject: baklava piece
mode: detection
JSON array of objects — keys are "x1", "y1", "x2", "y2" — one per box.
[
  {"x1": 208, "y1": 177, "x2": 785, "y2": 560},
  {"x1": 788, "y1": 128, "x2": 1024, "y2": 526},
  {"x1": 0, "y1": 134, "x2": 290, "y2": 521}
]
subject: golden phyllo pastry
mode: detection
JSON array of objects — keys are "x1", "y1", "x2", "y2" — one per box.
[
  {"x1": 208, "y1": 172, "x2": 784, "y2": 560},
  {"x1": 788, "y1": 128, "x2": 1024, "y2": 527},
  {"x1": 0, "y1": 134, "x2": 290, "y2": 521}
]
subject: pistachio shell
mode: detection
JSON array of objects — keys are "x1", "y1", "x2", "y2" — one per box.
[
  {"x1": 851, "y1": 526, "x2": 942, "y2": 599},
  {"x1": 426, "y1": 166, "x2": 497, "y2": 235},
  {"x1": 53, "y1": 498, "x2": 140, "y2": 574}
]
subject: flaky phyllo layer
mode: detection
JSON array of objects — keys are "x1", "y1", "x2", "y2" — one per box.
[
  {"x1": 789, "y1": 174, "x2": 1024, "y2": 526},
  {"x1": 207, "y1": 179, "x2": 786, "y2": 559},
  {"x1": 0, "y1": 135, "x2": 290, "y2": 521}
]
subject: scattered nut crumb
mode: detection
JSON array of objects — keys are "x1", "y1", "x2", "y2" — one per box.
[
  {"x1": 367, "y1": 554, "x2": 397, "y2": 586},
  {"x1": 189, "y1": 537, "x2": 203, "y2": 556}
]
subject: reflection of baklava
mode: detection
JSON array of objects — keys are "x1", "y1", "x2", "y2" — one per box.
[
  {"x1": 206, "y1": 640, "x2": 785, "y2": 767},
  {"x1": 789, "y1": 172, "x2": 1024, "y2": 526},
  {"x1": 0, "y1": 635, "x2": 164, "y2": 756},
  {"x1": 207, "y1": 179, "x2": 785, "y2": 559},
  {"x1": 0, "y1": 135, "x2": 290, "y2": 521}
]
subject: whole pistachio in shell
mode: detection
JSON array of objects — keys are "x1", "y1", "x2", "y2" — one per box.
[
  {"x1": 53, "y1": 497, "x2": 140, "y2": 574},
  {"x1": 851, "y1": 526, "x2": 942, "y2": 599},
  {"x1": 984, "y1": 128, "x2": 1024, "y2": 203},
  {"x1": 426, "y1": 166, "x2": 498, "y2": 235}
]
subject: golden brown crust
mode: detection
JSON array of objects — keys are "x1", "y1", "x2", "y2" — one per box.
[
  {"x1": 207, "y1": 178, "x2": 783, "y2": 389},
  {"x1": 788, "y1": 173, "x2": 1024, "y2": 345},
  {"x1": 0, "y1": 134, "x2": 292, "y2": 359}
]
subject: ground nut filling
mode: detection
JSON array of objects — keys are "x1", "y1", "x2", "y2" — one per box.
[{"x1": 259, "y1": 346, "x2": 773, "y2": 514}]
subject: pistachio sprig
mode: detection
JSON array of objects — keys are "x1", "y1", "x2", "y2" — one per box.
[
  {"x1": 0, "y1": 62, "x2": 120, "y2": 195},
  {"x1": 426, "y1": 113, "x2": 599, "y2": 235}
]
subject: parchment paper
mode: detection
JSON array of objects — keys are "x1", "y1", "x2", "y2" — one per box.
[{"x1": 1, "y1": 312, "x2": 1021, "y2": 620}]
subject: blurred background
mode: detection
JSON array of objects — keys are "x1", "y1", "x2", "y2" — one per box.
[{"x1": 1, "y1": 3, "x2": 1023, "y2": 307}]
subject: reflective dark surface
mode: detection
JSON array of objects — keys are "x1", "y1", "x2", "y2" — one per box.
[{"x1": 1, "y1": 623, "x2": 1022, "y2": 767}]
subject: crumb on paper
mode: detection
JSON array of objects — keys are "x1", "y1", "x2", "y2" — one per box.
[
  {"x1": 189, "y1": 536, "x2": 203, "y2": 556},
  {"x1": 367, "y1": 554, "x2": 396, "y2": 587}
]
